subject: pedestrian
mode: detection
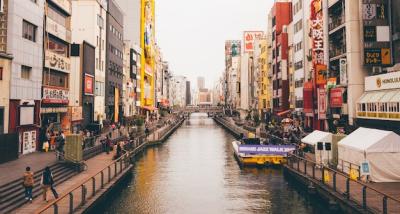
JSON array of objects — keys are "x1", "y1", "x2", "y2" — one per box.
[
  {"x1": 145, "y1": 126, "x2": 150, "y2": 138},
  {"x1": 41, "y1": 166, "x2": 58, "y2": 202},
  {"x1": 106, "y1": 136, "x2": 111, "y2": 154},
  {"x1": 23, "y1": 166, "x2": 34, "y2": 202}
]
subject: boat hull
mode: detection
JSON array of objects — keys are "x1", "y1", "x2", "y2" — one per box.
[{"x1": 232, "y1": 141, "x2": 287, "y2": 167}]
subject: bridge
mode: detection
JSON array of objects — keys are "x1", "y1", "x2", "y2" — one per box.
[{"x1": 180, "y1": 106, "x2": 224, "y2": 114}]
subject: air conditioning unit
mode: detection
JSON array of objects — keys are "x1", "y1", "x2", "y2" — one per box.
[
  {"x1": 341, "y1": 103, "x2": 348, "y2": 115},
  {"x1": 0, "y1": 0, "x2": 4, "y2": 14},
  {"x1": 372, "y1": 66, "x2": 382, "y2": 75}
]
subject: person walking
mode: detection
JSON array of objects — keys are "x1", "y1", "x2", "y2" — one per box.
[
  {"x1": 41, "y1": 167, "x2": 58, "y2": 202},
  {"x1": 23, "y1": 167, "x2": 34, "y2": 202},
  {"x1": 106, "y1": 136, "x2": 111, "y2": 155}
]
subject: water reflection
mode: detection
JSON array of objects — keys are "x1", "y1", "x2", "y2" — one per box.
[{"x1": 97, "y1": 113, "x2": 330, "y2": 214}]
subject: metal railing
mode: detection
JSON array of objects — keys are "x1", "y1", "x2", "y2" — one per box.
[
  {"x1": 287, "y1": 154, "x2": 400, "y2": 214},
  {"x1": 35, "y1": 152, "x2": 131, "y2": 214}
]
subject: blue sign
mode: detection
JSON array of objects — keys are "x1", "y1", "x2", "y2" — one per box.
[
  {"x1": 360, "y1": 160, "x2": 371, "y2": 176},
  {"x1": 238, "y1": 145, "x2": 296, "y2": 156}
]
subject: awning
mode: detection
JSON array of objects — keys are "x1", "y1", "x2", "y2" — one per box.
[
  {"x1": 142, "y1": 106, "x2": 158, "y2": 111},
  {"x1": 277, "y1": 110, "x2": 291, "y2": 117},
  {"x1": 358, "y1": 90, "x2": 400, "y2": 104}
]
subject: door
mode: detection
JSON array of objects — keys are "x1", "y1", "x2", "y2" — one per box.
[{"x1": 0, "y1": 107, "x2": 4, "y2": 134}]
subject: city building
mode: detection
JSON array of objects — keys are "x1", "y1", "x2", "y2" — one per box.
[
  {"x1": 8, "y1": 0, "x2": 44, "y2": 154},
  {"x1": 224, "y1": 40, "x2": 241, "y2": 110},
  {"x1": 185, "y1": 81, "x2": 191, "y2": 106},
  {"x1": 169, "y1": 75, "x2": 187, "y2": 108},
  {"x1": 198, "y1": 88, "x2": 212, "y2": 106},
  {"x1": 122, "y1": 41, "x2": 136, "y2": 120},
  {"x1": 41, "y1": 0, "x2": 72, "y2": 133},
  {"x1": 70, "y1": 41, "x2": 95, "y2": 131},
  {"x1": 0, "y1": 0, "x2": 13, "y2": 135},
  {"x1": 255, "y1": 37, "x2": 271, "y2": 116},
  {"x1": 161, "y1": 61, "x2": 170, "y2": 108},
  {"x1": 240, "y1": 53, "x2": 250, "y2": 117},
  {"x1": 105, "y1": 0, "x2": 124, "y2": 123},
  {"x1": 268, "y1": 1, "x2": 292, "y2": 115},
  {"x1": 71, "y1": 0, "x2": 107, "y2": 125},
  {"x1": 197, "y1": 76, "x2": 205, "y2": 90}
]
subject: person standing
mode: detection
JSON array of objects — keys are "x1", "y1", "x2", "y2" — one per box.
[
  {"x1": 41, "y1": 167, "x2": 58, "y2": 202},
  {"x1": 23, "y1": 167, "x2": 34, "y2": 202},
  {"x1": 106, "y1": 136, "x2": 112, "y2": 154}
]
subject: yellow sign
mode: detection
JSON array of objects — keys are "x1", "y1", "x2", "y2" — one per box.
[
  {"x1": 114, "y1": 88, "x2": 119, "y2": 123},
  {"x1": 381, "y1": 48, "x2": 391, "y2": 65},
  {"x1": 323, "y1": 169, "x2": 330, "y2": 183},
  {"x1": 350, "y1": 169, "x2": 358, "y2": 181}
]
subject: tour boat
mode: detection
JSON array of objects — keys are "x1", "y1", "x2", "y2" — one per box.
[{"x1": 232, "y1": 138, "x2": 296, "y2": 167}]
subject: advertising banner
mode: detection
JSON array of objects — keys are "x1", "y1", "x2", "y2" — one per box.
[
  {"x1": 365, "y1": 71, "x2": 400, "y2": 91},
  {"x1": 225, "y1": 40, "x2": 241, "y2": 57},
  {"x1": 238, "y1": 145, "x2": 296, "y2": 156},
  {"x1": 45, "y1": 51, "x2": 71, "y2": 73},
  {"x1": 42, "y1": 86, "x2": 69, "y2": 104},
  {"x1": 84, "y1": 74, "x2": 94, "y2": 95},
  {"x1": 303, "y1": 82, "x2": 313, "y2": 114},
  {"x1": 311, "y1": 0, "x2": 327, "y2": 87},
  {"x1": 339, "y1": 58, "x2": 347, "y2": 85},
  {"x1": 243, "y1": 31, "x2": 263, "y2": 53},
  {"x1": 330, "y1": 88, "x2": 343, "y2": 108},
  {"x1": 318, "y1": 88, "x2": 327, "y2": 119},
  {"x1": 114, "y1": 88, "x2": 119, "y2": 123}
]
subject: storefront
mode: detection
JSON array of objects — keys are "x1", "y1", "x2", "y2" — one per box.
[
  {"x1": 356, "y1": 71, "x2": 400, "y2": 133},
  {"x1": 41, "y1": 86, "x2": 70, "y2": 133}
]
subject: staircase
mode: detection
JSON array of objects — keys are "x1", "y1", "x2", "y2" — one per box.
[{"x1": 0, "y1": 163, "x2": 78, "y2": 214}]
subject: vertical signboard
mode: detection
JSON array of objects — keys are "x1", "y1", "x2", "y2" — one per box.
[
  {"x1": 243, "y1": 31, "x2": 263, "y2": 53},
  {"x1": 114, "y1": 88, "x2": 119, "y2": 123},
  {"x1": 84, "y1": 74, "x2": 94, "y2": 95},
  {"x1": 310, "y1": 0, "x2": 326, "y2": 86},
  {"x1": 317, "y1": 88, "x2": 327, "y2": 119},
  {"x1": 339, "y1": 58, "x2": 347, "y2": 85}
]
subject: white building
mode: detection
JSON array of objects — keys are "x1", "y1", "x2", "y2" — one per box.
[
  {"x1": 169, "y1": 75, "x2": 187, "y2": 108},
  {"x1": 122, "y1": 41, "x2": 136, "y2": 117},
  {"x1": 71, "y1": 0, "x2": 108, "y2": 124},
  {"x1": 7, "y1": 0, "x2": 44, "y2": 154},
  {"x1": 240, "y1": 53, "x2": 250, "y2": 116}
]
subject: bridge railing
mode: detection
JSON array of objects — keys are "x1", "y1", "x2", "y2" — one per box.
[{"x1": 287, "y1": 154, "x2": 400, "y2": 214}]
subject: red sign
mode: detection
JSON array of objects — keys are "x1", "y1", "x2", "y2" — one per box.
[
  {"x1": 311, "y1": 0, "x2": 327, "y2": 86},
  {"x1": 317, "y1": 88, "x2": 327, "y2": 120},
  {"x1": 84, "y1": 74, "x2": 94, "y2": 94},
  {"x1": 42, "y1": 86, "x2": 69, "y2": 104},
  {"x1": 303, "y1": 82, "x2": 313, "y2": 114},
  {"x1": 330, "y1": 88, "x2": 343, "y2": 108},
  {"x1": 243, "y1": 31, "x2": 263, "y2": 53}
]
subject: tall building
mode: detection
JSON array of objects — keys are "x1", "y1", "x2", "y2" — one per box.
[
  {"x1": 41, "y1": 0, "x2": 73, "y2": 133},
  {"x1": 256, "y1": 37, "x2": 271, "y2": 115},
  {"x1": 0, "y1": 0, "x2": 13, "y2": 135},
  {"x1": 71, "y1": 0, "x2": 107, "y2": 125},
  {"x1": 8, "y1": 0, "x2": 44, "y2": 154},
  {"x1": 122, "y1": 41, "x2": 137, "y2": 119},
  {"x1": 197, "y1": 76, "x2": 205, "y2": 90},
  {"x1": 224, "y1": 40, "x2": 241, "y2": 109},
  {"x1": 169, "y1": 75, "x2": 187, "y2": 108},
  {"x1": 268, "y1": 0, "x2": 292, "y2": 115},
  {"x1": 105, "y1": 0, "x2": 124, "y2": 123},
  {"x1": 185, "y1": 81, "x2": 191, "y2": 105},
  {"x1": 240, "y1": 53, "x2": 250, "y2": 116}
]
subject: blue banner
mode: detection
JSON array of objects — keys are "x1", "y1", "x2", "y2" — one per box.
[{"x1": 238, "y1": 145, "x2": 296, "y2": 156}]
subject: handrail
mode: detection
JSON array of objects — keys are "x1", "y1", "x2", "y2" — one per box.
[
  {"x1": 288, "y1": 154, "x2": 400, "y2": 204},
  {"x1": 35, "y1": 151, "x2": 131, "y2": 214}
]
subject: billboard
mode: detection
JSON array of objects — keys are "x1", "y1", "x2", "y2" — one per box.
[
  {"x1": 243, "y1": 31, "x2": 263, "y2": 53},
  {"x1": 317, "y1": 88, "x2": 327, "y2": 120},
  {"x1": 84, "y1": 74, "x2": 94, "y2": 95},
  {"x1": 238, "y1": 145, "x2": 296, "y2": 156},
  {"x1": 310, "y1": 0, "x2": 327, "y2": 86},
  {"x1": 225, "y1": 40, "x2": 241, "y2": 57}
]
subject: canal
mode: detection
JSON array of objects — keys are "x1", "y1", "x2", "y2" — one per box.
[{"x1": 94, "y1": 113, "x2": 332, "y2": 214}]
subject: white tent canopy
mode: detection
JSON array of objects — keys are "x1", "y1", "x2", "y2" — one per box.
[
  {"x1": 338, "y1": 127, "x2": 400, "y2": 182},
  {"x1": 301, "y1": 130, "x2": 333, "y2": 165},
  {"x1": 301, "y1": 130, "x2": 332, "y2": 146}
]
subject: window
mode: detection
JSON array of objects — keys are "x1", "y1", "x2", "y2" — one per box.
[
  {"x1": 22, "y1": 20, "x2": 37, "y2": 42},
  {"x1": 48, "y1": 37, "x2": 69, "y2": 56},
  {"x1": 294, "y1": 41, "x2": 302, "y2": 52},
  {"x1": 96, "y1": 58, "x2": 99, "y2": 70},
  {"x1": 0, "y1": 67, "x2": 2, "y2": 80},
  {"x1": 47, "y1": 5, "x2": 67, "y2": 27},
  {"x1": 294, "y1": 60, "x2": 303, "y2": 70},
  {"x1": 294, "y1": 20, "x2": 303, "y2": 33},
  {"x1": 97, "y1": 15, "x2": 104, "y2": 28},
  {"x1": 21, "y1": 65, "x2": 31, "y2": 80},
  {"x1": 43, "y1": 69, "x2": 68, "y2": 88},
  {"x1": 296, "y1": 100, "x2": 304, "y2": 108}
]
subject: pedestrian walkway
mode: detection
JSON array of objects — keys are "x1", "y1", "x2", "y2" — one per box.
[
  {"x1": 14, "y1": 153, "x2": 115, "y2": 214},
  {"x1": 0, "y1": 152, "x2": 56, "y2": 186}
]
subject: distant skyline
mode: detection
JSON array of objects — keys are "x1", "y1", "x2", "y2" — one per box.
[{"x1": 156, "y1": 0, "x2": 274, "y2": 89}]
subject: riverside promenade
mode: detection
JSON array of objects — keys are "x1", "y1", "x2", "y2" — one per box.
[
  {"x1": 10, "y1": 117, "x2": 185, "y2": 214},
  {"x1": 213, "y1": 116, "x2": 400, "y2": 214}
]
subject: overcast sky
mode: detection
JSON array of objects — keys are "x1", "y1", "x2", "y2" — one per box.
[{"x1": 155, "y1": 0, "x2": 274, "y2": 89}]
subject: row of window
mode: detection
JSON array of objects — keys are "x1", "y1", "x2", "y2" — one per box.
[
  {"x1": 295, "y1": 78, "x2": 304, "y2": 88},
  {"x1": 109, "y1": 24, "x2": 123, "y2": 41},
  {"x1": 358, "y1": 103, "x2": 400, "y2": 113},
  {"x1": 294, "y1": 20, "x2": 303, "y2": 33},
  {"x1": 47, "y1": 37, "x2": 69, "y2": 57},
  {"x1": 95, "y1": 81, "x2": 105, "y2": 96},
  {"x1": 294, "y1": 41, "x2": 302, "y2": 53},
  {"x1": 109, "y1": 44, "x2": 123, "y2": 59},
  {"x1": 293, "y1": 0, "x2": 303, "y2": 15},
  {"x1": 95, "y1": 58, "x2": 105, "y2": 72},
  {"x1": 294, "y1": 60, "x2": 303, "y2": 70},
  {"x1": 47, "y1": 5, "x2": 68, "y2": 28},
  {"x1": 42, "y1": 69, "x2": 68, "y2": 88}
]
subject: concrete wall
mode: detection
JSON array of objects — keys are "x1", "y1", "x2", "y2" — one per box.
[{"x1": 0, "y1": 57, "x2": 12, "y2": 133}]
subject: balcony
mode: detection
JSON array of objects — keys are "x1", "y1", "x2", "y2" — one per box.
[
  {"x1": 49, "y1": 0, "x2": 72, "y2": 14},
  {"x1": 329, "y1": 14, "x2": 345, "y2": 32},
  {"x1": 46, "y1": 17, "x2": 71, "y2": 43},
  {"x1": 328, "y1": 0, "x2": 345, "y2": 32}
]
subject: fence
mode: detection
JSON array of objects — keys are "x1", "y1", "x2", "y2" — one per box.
[{"x1": 287, "y1": 154, "x2": 400, "y2": 214}]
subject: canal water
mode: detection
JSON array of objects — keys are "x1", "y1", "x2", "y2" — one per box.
[{"x1": 95, "y1": 113, "x2": 332, "y2": 214}]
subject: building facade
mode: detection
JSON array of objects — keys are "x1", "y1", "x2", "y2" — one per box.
[
  {"x1": 71, "y1": 0, "x2": 107, "y2": 125},
  {"x1": 8, "y1": 0, "x2": 44, "y2": 154},
  {"x1": 169, "y1": 75, "x2": 187, "y2": 108},
  {"x1": 105, "y1": 0, "x2": 123, "y2": 123}
]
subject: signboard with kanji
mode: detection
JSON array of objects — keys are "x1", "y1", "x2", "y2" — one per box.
[{"x1": 243, "y1": 31, "x2": 263, "y2": 53}]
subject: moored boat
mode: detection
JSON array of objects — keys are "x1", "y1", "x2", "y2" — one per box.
[{"x1": 232, "y1": 138, "x2": 296, "y2": 167}]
